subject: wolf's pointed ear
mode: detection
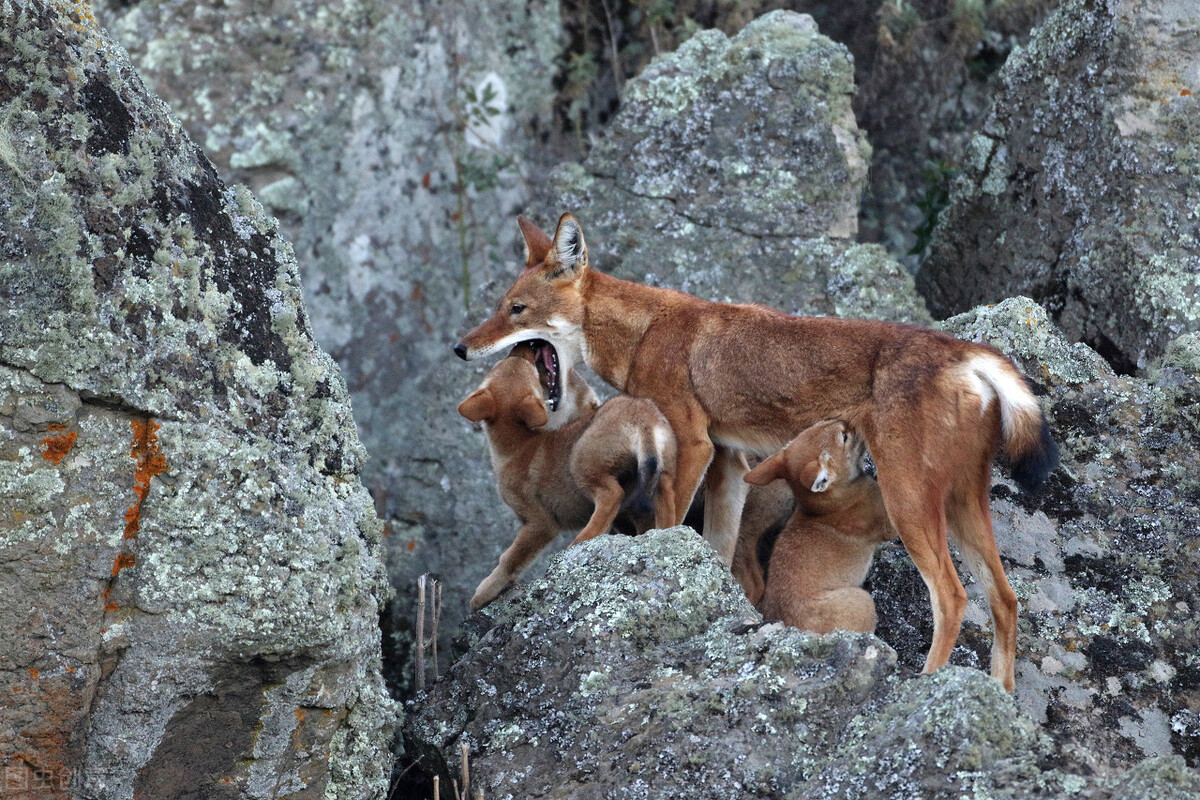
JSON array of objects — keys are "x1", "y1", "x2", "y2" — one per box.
[
  {"x1": 458, "y1": 388, "x2": 496, "y2": 423},
  {"x1": 516, "y1": 395, "x2": 549, "y2": 429},
  {"x1": 744, "y1": 451, "x2": 786, "y2": 486},
  {"x1": 517, "y1": 216, "x2": 552, "y2": 269},
  {"x1": 548, "y1": 213, "x2": 588, "y2": 279}
]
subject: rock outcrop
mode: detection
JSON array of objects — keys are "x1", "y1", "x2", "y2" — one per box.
[
  {"x1": 0, "y1": 3, "x2": 392, "y2": 797},
  {"x1": 403, "y1": 529, "x2": 1200, "y2": 798},
  {"x1": 542, "y1": 11, "x2": 931, "y2": 325},
  {"x1": 920, "y1": 0, "x2": 1200, "y2": 370},
  {"x1": 93, "y1": 0, "x2": 567, "y2": 685}
]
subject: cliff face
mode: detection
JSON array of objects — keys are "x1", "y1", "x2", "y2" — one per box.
[
  {"x1": 0, "y1": 3, "x2": 393, "y2": 797},
  {"x1": 920, "y1": 0, "x2": 1200, "y2": 370},
  {"x1": 540, "y1": 11, "x2": 930, "y2": 326},
  {"x1": 92, "y1": 0, "x2": 567, "y2": 685}
]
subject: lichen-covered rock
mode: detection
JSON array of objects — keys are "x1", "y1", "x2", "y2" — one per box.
[
  {"x1": 404, "y1": 529, "x2": 896, "y2": 798},
  {"x1": 540, "y1": 11, "x2": 931, "y2": 325},
  {"x1": 0, "y1": 3, "x2": 393, "y2": 797},
  {"x1": 93, "y1": 0, "x2": 565, "y2": 684},
  {"x1": 865, "y1": 296, "x2": 1200, "y2": 774},
  {"x1": 403, "y1": 528, "x2": 1199, "y2": 798},
  {"x1": 920, "y1": 0, "x2": 1200, "y2": 370}
]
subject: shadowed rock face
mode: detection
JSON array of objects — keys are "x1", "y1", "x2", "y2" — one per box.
[
  {"x1": 919, "y1": 0, "x2": 1200, "y2": 371},
  {"x1": 403, "y1": 529, "x2": 1200, "y2": 798},
  {"x1": 0, "y1": 3, "x2": 393, "y2": 797}
]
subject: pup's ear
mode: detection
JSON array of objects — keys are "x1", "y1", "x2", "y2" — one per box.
[
  {"x1": 744, "y1": 451, "x2": 786, "y2": 485},
  {"x1": 458, "y1": 388, "x2": 496, "y2": 423},
  {"x1": 516, "y1": 395, "x2": 549, "y2": 429},
  {"x1": 547, "y1": 213, "x2": 588, "y2": 279},
  {"x1": 517, "y1": 216, "x2": 552, "y2": 269}
]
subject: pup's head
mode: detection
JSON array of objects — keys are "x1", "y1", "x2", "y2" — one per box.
[
  {"x1": 507, "y1": 340, "x2": 599, "y2": 426},
  {"x1": 457, "y1": 357, "x2": 549, "y2": 430},
  {"x1": 744, "y1": 420, "x2": 865, "y2": 494},
  {"x1": 453, "y1": 213, "x2": 590, "y2": 414}
]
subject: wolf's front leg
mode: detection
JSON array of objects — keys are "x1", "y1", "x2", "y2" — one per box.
[
  {"x1": 702, "y1": 447, "x2": 749, "y2": 566},
  {"x1": 659, "y1": 403, "x2": 715, "y2": 527},
  {"x1": 470, "y1": 518, "x2": 558, "y2": 610}
]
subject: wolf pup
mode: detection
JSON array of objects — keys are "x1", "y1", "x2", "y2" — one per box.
[
  {"x1": 744, "y1": 420, "x2": 893, "y2": 634},
  {"x1": 459, "y1": 351, "x2": 676, "y2": 609},
  {"x1": 455, "y1": 213, "x2": 1057, "y2": 690}
]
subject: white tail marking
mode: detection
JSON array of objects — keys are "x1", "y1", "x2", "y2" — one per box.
[
  {"x1": 652, "y1": 425, "x2": 671, "y2": 460},
  {"x1": 963, "y1": 355, "x2": 1038, "y2": 432}
]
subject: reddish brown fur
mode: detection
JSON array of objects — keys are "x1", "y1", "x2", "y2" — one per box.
[
  {"x1": 457, "y1": 214, "x2": 1053, "y2": 689},
  {"x1": 730, "y1": 474, "x2": 793, "y2": 606},
  {"x1": 460, "y1": 356, "x2": 676, "y2": 609},
  {"x1": 747, "y1": 420, "x2": 893, "y2": 634}
]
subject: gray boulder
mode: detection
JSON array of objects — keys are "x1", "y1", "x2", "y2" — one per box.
[
  {"x1": 919, "y1": 0, "x2": 1200, "y2": 370},
  {"x1": 1, "y1": 4, "x2": 392, "y2": 797},
  {"x1": 404, "y1": 528, "x2": 1200, "y2": 798},
  {"x1": 541, "y1": 11, "x2": 931, "y2": 326}
]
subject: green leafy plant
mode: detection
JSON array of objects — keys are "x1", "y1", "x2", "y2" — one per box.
[{"x1": 910, "y1": 159, "x2": 959, "y2": 257}]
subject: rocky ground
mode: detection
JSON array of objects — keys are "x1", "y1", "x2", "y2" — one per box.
[{"x1": 4, "y1": 0, "x2": 1200, "y2": 797}]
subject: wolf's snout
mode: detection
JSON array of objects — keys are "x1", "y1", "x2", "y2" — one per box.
[{"x1": 453, "y1": 343, "x2": 468, "y2": 360}]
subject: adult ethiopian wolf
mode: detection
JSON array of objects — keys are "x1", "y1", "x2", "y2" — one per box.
[{"x1": 454, "y1": 213, "x2": 1058, "y2": 690}]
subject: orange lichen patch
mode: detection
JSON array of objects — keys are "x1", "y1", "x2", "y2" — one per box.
[
  {"x1": 111, "y1": 552, "x2": 135, "y2": 577},
  {"x1": 28, "y1": 669, "x2": 39, "y2": 680},
  {"x1": 124, "y1": 418, "x2": 168, "y2": 540},
  {"x1": 1183, "y1": 89, "x2": 1193, "y2": 97},
  {"x1": 40, "y1": 429, "x2": 78, "y2": 465},
  {"x1": 104, "y1": 601, "x2": 119, "y2": 612}
]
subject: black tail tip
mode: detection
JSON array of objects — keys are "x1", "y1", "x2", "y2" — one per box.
[
  {"x1": 628, "y1": 456, "x2": 660, "y2": 515},
  {"x1": 1010, "y1": 419, "x2": 1059, "y2": 493}
]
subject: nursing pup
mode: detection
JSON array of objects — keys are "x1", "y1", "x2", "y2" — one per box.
[
  {"x1": 459, "y1": 349, "x2": 676, "y2": 609},
  {"x1": 745, "y1": 420, "x2": 893, "y2": 634},
  {"x1": 455, "y1": 213, "x2": 1058, "y2": 690}
]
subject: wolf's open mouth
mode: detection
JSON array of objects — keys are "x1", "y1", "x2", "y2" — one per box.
[
  {"x1": 506, "y1": 339, "x2": 561, "y2": 412},
  {"x1": 522, "y1": 339, "x2": 560, "y2": 412}
]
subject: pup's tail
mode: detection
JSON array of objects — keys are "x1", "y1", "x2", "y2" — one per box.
[
  {"x1": 966, "y1": 354, "x2": 1060, "y2": 492},
  {"x1": 627, "y1": 454, "x2": 661, "y2": 515}
]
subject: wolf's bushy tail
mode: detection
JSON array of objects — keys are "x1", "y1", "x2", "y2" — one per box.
[{"x1": 966, "y1": 354, "x2": 1060, "y2": 492}]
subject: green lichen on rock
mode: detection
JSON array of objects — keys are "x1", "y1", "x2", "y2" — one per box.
[
  {"x1": 405, "y1": 529, "x2": 897, "y2": 798},
  {"x1": 540, "y1": 10, "x2": 930, "y2": 327},
  {"x1": 921, "y1": 0, "x2": 1200, "y2": 368},
  {"x1": 0, "y1": 2, "x2": 395, "y2": 797}
]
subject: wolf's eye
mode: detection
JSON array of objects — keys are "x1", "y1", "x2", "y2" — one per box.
[
  {"x1": 510, "y1": 303, "x2": 526, "y2": 315},
  {"x1": 840, "y1": 431, "x2": 849, "y2": 444}
]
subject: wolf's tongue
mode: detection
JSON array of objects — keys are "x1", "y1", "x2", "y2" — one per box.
[{"x1": 541, "y1": 347, "x2": 556, "y2": 381}]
